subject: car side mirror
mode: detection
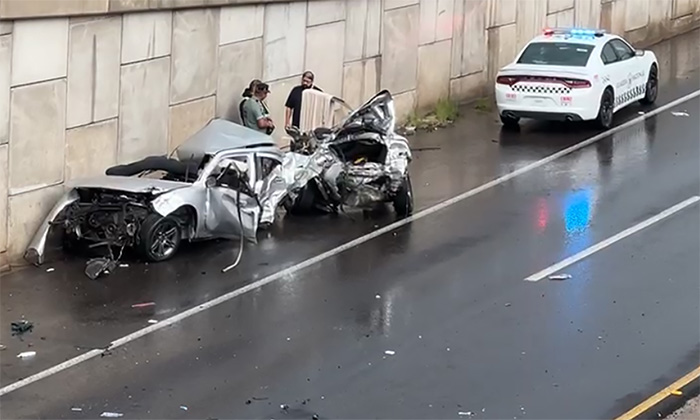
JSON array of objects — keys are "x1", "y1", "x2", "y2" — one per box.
[{"x1": 635, "y1": 50, "x2": 645, "y2": 57}]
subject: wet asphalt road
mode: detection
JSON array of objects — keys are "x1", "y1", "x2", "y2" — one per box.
[{"x1": 1, "y1": 29, "x2": 699, "y2": 419}]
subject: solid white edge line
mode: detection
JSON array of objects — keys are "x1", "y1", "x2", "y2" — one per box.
[
  {"x1": 1, "y1": 89, "x2": 699, "y2": 398},
  {"x1": 525, "y1": 195, "x2": 700, "y2": 282}
]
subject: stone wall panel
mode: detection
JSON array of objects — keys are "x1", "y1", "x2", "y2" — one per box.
[
  {"x1": 0, "y1": 22, "x2": 11, "y2": 35},
  {"x1": 345, "y1": 0, "x2": 382, "y2": 62},
  {"x1": 450, "y1": 71, "x2": 486, "y2": 103},
  {"x1": 119, "y1": 57, "x2": 170, "y2": 163},
  {"x1": 342, "y1": 57, "x2": 380, "y2": 108},
  {"x1": 263, "y1": 2, "x2": 307, "y2": 81},
  {"x1": 487, "y1": 0, "x2": 517, "y2": 28},
  {"x1": 460, "y1": 0, "x2": 487, "y2": 76},
  {"x1": 575, "y1": 0, "x2": 602, "y2": 29},
  {"x1": 547, "y1": 8, "x2": 575, "y2": 28},
  {"x1": 381, "y1": 4, "x2": 419, "y2": 94},
  {"x1": 307, "y1": 0, "x2": 346, "y2": 26},
  {"x1": 0, "y1": 35, "x2": 10, "y2": 144},
  {"x1": 626, "y1": 0, "x2": 650, "y2": 31},
  {"x1": 516, "y1": 0, "x2": 547, "y2": 52},
  {"x1": 305, "y1": 22, "x2": 345, "y2": 96},
  {"x1": 9, "y1": 80, "x2": 66, "y2": 193},
  {"x1": 217, "y1": 38, "x2": 263, "y2": 121},
  {"x1": 65, "y1": 119, "x2": 118, "y2": 181},
  {"x1": 0, "y1": 144, "x2": 7, "y2": 252},
  {"x1": 8, "y1": 185, "x2": 64, "y2": 259},
  {"x1": 0, "y1": 0, "x2": 108, "y2": 19},
  {"x1": 392, "y1": 90, "x2": 417, "y2": 121},
  {"x1": 673, "y1": 0, "x2": 695, "y2": 18},
  {"x1": 487, "y1": 23, "x2": 518, "y2": 82},
  {"x1": 417, "y1": 39, "x2": 452, "y2": 110},
  {"x1": 547, "y1": 0, "x2": 575, "y2": 14},
  {"x1": 171, "y1": 9, "x2": 219, "y2": 104},
  {"x1": 67, "y1": 17, "x2": 121, "y2": 128},
  {"x1": 385, "y1": 0, "x2": 420, "y2": 10},
  {"x1": 220, "y1": 4, "x2": 264, "y2": 45},
  {"x1": 11, "y1": 18, "x2": 68, "y2": 86},
  {"x1": 121, "y1": 11, "x2": 172, "y2": 64},
  {"x1": 169, "y1": 96, "x2": 216, "y2": 152}
]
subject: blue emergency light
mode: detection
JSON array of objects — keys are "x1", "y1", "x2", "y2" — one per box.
[{"x1": 543, "y1": 27, "x2": 606, "y2": 38}]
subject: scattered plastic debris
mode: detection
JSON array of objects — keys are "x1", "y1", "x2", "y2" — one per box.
[
  {"x1": 375, "y1": 294, "x2": 381, "y2": 299},
  {"x1": 46, "y1": 267, "x2": 55, "y2": 273},
  {"x1": 671, "y1": 390, "x2": 683, "y2": 396},
  {"x1": 100, "y1": 412, "x2": 123, "y2": 418},
  {"x1": 505, "y1": 303, "x2": 512, "y2": 307},
  {"x1": 147, "y1": 319, "x2": 158, "y2": 324},
  {"x1": 280, "y1": 404, "x2": 289, "y2": 411},
  {"x1": 119, "y1": 263, "x2": 129, "y2": 268},
  {"x1": 11, "y1": 320, "x2": 34, "y2": 336},
  {"x1": 17, "y1": 351, "x2": 36, "y2": 359},
  {"x1": 638, "y1": 111, "x2": 645, "y2": 115},
  {"x1": 671, "y1": 111, "x2": 690, "y2": 117},
  {"x1": 180, "y1": 405, "x2": 188, "y2": 411},
  {"x1": 384, "y1": 350, "x2": 396, "y2": 356},
  {"x1": 312, "y1": 415, "x2": 319, "y2": 420},
  {"x1": 548, "y1": 274, "x2": 572, "y2": 280},
  {"x1": 131, "y1": 302, "x2": 156, "y2": 308},
  {"x1": 0, "y1": 344, "x2": 6, "y2": 351},
  {"x1": 458, "y1": 411, "x2": 473, "y2": 416},
  {"x1": 71, "y1": 407, "x2": 83, "y2": 412},
  {"x1": 85, "y1": 257, "x2": 117, "y2": 280}
]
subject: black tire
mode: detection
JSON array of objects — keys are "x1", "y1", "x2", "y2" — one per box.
[
  {"x1": 138, "y1": 214, "x2": 181, "y2": 262},
  {"x1": 595, "y1": 89, "x2": 614, "y2": 130},
  {"x1": 500, "y1": 114, "x2": 520, "y2": 130},
  {"x1": 287, "y1": 182, "x2": 321, "y2": 215},
  {"x1": 393, "y1": 174, "x2": 414, "y2": 217},
  {"x1": 639, "y1": 65, "x2": 658, "y2": 105}
]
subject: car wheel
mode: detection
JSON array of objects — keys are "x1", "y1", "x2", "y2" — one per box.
[
  {"x1": 500, "y1": 114, "x2": 520, "y2": 130},
  {"x1": 139, "y1": 214, "x2": 181, "y2": 262},
  {"x1": 639, "y1": 65, "x2": 658, "y2": 105},
  {"x1": 393, "y1": 174, "x2": 414, "y2": 217},
  {"x1": 288, "y1": 182, "x2": 320, "y2": 215},
  {"x1": 595, "y1": 89, "x2": 614, "y2": 130}
]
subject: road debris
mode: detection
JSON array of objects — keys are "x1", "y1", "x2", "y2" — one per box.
[
  {"x1": 458, "y1": 411, "x2": 473, "y2": 416},
  {"x1": 85, "y1": 257, "x2": 117, "y2": 280},
  {"x1": 100, "y1": 412, "x2": 124, "y2": 418},
  {"x1": 671, "y1": 111, "x2": 690, "y2": 117},
  {"x1": 180, "y1": 405, "x2": 188, "y2": 411},
  {"x1": 147, "y1": 319, "x2": 158, "y2": 324},
  {"x1": 375, "y1": 294, "x2": 381, "y2": 299},
  {"x1": 131, "y1": 302, "x2": 156, "y2": 308},
  {"x1": 548, "y1": 273, "x2": 572, "y2": 280},
  {"x1": 17, "y1": 351, "x2": 36, "y2": 359},
  {"x1": 280, "y1": 404, "x2": 289, "y2": 411},
  {"x1": 119, "y1": 263, "x2": 129, "y2": 268},
  {"x1": 384, "y1": 350, "x2": 396, "y2": 356},
  {"x1": 0, "y1": 344, "x2": 6, "y2": 351},
  {"x1": 11, "y1": 320, "x2": 34, "y2": 336},
  {"x1": 505, "y1": 303, "x2": 511, "y2": 307},
  {"x1": 46, "y1": 267, "x2": 55, "y2": 273},
  {"x1": 671, "y1": 390, "x2": 683, "y2": 396},
  {"x1": 71, "y1": 407, "x2": 83, "y2": 412},
  {"x1": 312, "y1": 415, "x2": 319, "y2": 420}
]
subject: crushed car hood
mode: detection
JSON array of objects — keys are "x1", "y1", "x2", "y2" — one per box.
[
  {"x1": 66, "y1": 176, "x2": 190, "y2": 194},
  {"x1": 335, "y1": 90, "x2": 396, "y2": 138}
]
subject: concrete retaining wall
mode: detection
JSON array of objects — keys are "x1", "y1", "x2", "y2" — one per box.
[{"x1": 1, "y1": 0, "x2": 699, "y2": 270}]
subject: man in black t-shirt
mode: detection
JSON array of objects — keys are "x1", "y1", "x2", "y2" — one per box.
[{"x1": 284, "y1": 70, "x2": 322, "y2": 129}]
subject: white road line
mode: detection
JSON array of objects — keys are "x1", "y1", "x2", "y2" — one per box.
[
  {"x1": 1, "y1": 89, "x2": 699, "y2": 398},
  {"x1": 525, "y1": 195, "x2": 700, "y2": 282}
]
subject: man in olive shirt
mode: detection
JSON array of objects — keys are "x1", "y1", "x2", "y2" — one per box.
[{"x1": 241, "y1": 83, "x2": 275, "y2": 135}]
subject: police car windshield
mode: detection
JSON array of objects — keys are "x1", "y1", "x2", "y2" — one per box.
[{"x1": 517, "y1": 42, "x2": 594, "y2": 67}]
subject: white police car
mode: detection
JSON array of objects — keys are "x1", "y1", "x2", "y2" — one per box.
[{"x1": 495, "y1": 28, "x2": 658, "y2": 130}]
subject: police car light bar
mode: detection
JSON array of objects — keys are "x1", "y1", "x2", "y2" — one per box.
[{"x1": 543, "y1": 27, "x2": 606, "y2": 37}]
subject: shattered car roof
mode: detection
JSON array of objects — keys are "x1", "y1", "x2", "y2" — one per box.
[{"x1": 175, "y1": 118, "x2": 277, "y2": 162}]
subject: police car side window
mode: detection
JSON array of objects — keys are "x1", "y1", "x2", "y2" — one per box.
[
  {"x1": 601, "y1": 43, "x2": 618, "y2": 65},
  {"x1": 610, "y1": 39, "x2": 634, "y2": 61}
]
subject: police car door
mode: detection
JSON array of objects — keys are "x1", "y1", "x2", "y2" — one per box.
[{"x1": 608, "y1": 39, "x2": 645, "y2": 109}]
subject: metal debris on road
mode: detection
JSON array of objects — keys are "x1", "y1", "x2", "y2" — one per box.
[
  {"x1": 384, "y1": 350, "x2": 396, "y2": 355},
  {"x1": 85, "y1": 257, "x2": 117, "y2": 280},
  {"x1": 131, "y1": 302, "x2": 156, "y2": 308},
  {"x1": 11, "y1": 320, "x2": 34, "y2": 336},
  {"x1": 119, "y1": 263, "x2": 129, "y2": 268},
  {"x1": 180, "y1": 405, "x2": 188, "y2": 411},
  {"x1": 46, "y1": 267, "x2": 55, "y2": 273},
  {"x1": 312, "y1": 415, "x2": 319, "y2": 420},
  {"x1": 505, "y1": 303, "x2": 511, "y2": 307},
  {"x1": 458, "y1": 411, "x2": 473, "y2": 416},
  {"x1": 375, "y1": 294, "x2": 381, "y2": 299},
  {"x1": 671, "y1": 111, "x2": 690, "y2": 117},
  {"x1": 71, "y1": 407, "x2": 83, "y2": 412},
  {"x1": 147, "y1": 319, "x2": 158, "y2": 324},
  {"x1": 100, "y1": 412, "x2": 124, "y2": 418},
  {"x1": 280, "y1": 404, "x2": 289, "y2": 411},
  {"x1": 0, "y1": 344, "x2": 6, "y2": 351},
  {"x1": 548, "y1": 273, "x2": 572, "y2": 280},
  {"x1": 17, "y1": 351, "x2": 36, "y2": 359}
]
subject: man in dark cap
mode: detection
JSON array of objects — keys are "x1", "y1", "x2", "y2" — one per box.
[
  {"x1": 241, "y1": 82, "x2": 275, "y2": 135},
  {"x1": 284, "y1": 70, "x2": 322, "y2": 129}
]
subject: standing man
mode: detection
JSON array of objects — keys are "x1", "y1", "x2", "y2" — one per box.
[
  {"x1": 241, "y1": 82, "x2": 275, "y2": 135},
  {"x1": 284, "y1": 71, "x2": 322, "y2": 129}
]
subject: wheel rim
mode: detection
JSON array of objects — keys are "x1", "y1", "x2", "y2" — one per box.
[
  {"x1": 647, "y1": 68, "x2": 658, "y2": 99},
  {"x1": 601, "y1": 94, "x2": 613, "y2": 126},
  {"x1": 150, "y1": 222, "x2": 178, "y2": 258}
]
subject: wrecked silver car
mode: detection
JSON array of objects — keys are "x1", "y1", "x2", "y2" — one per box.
[
  {"x1": 25, "y1": 119, "x2": 288, "y2": 270},
  {"x1": 284, "y1": 90, "x2": 414, "y2": 216}
]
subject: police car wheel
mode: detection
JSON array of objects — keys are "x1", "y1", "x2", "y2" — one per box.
[
  {"x1": 500, "y1": 114, "x2": 520, "y2": 130},
  {"x1": 639, "y1": 65, "x2": 658, "y2": 105},
  {"x1": 595, "y1": 89, "x2": 614, "y2": 130}
]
